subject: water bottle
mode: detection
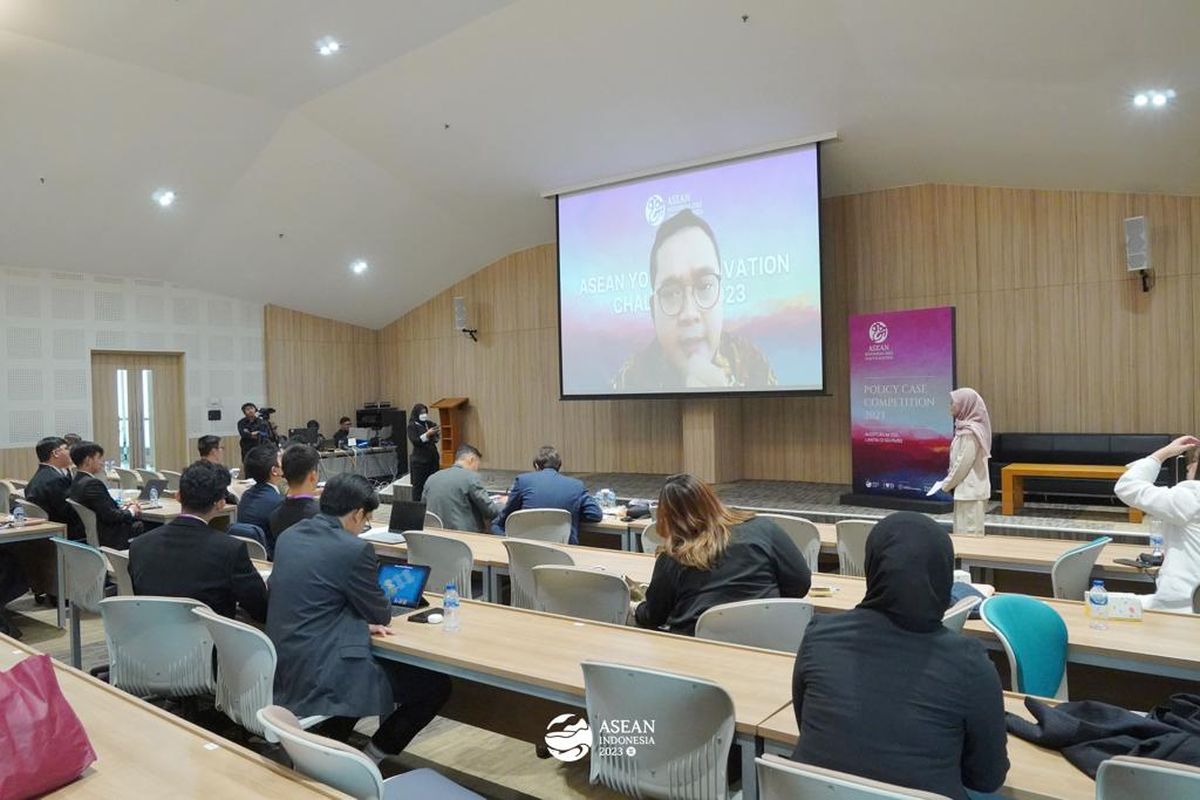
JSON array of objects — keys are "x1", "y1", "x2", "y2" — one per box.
[
  {"x1": 148, "y1": 486, "x2": 159, "y2": 505},
  {"x1": 11, "y1": 505, "x2": 26, "y2": 527},
  {"x1": 443, "y1": 582, "x2": 461, "y2": 632},
  {"x1": 1088, "y1": 579, "x2": 1109, "y2": 630},
  {"x1": 1148, "y1": 518, "x2": 1164, "y2": 557}
]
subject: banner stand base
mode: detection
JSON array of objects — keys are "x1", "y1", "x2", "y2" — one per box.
[{"x1": 839, "y1": 493, "x2": 954, "y2": 515}]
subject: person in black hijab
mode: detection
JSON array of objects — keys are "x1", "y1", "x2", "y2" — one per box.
[
  {"x1": 406, "y1": 403, "x2": 440, "y2": 502},
  {"x1": 790, "y1": 512, "x2": 1008, "y2": 799}
]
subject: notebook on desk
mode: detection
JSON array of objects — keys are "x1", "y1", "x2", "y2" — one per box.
[{"x1": 360, "y1": 528, "x2": 406, "y2": 545}]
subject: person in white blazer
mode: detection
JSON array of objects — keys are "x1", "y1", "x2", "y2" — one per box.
[
  {"x1": 1115, "y1": 434, "x2": 1200, "y2": 613},
  {"x1": 929, "y1": 388, "x2": 992, "y2": 536}
]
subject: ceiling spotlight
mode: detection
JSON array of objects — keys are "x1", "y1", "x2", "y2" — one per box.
[
  {"x1": 152, "y1": 188, "x2": 176, "y2": 208},
  {"x1": 350, "y1": 259, "x2": 368, "y2": 275},
  {"x1": 1151, "y1": 92, "x2": 1168, "y2": 106},
  {"x1": 1133, "y1": 93, "x2": 1149, "y2": 107},
  {"x1": 1166, "y1": 89, "x2": 1177, "y2": 99},
  {"x1": 316, "y1": 36, "x2": 342, "y2": 56}
]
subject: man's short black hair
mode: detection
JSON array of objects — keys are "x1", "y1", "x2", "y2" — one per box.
[
  {"x1": 339, "y1": 416, "x2": 351, "y2": 425},
  {"x1": 198, "y1": 435, "x2": 223, "y2": 457},
  {"x1": 63, "y1": 433, "x2": 82, "y2": 447},
  {"x1": 36, "y1": 436, "x2": 66, "y2": 463},
  {"x1": 244, "y1": 444, "x2": 279, "y2": 484},
  {"x1": 533, "y1": 445, "x2": 561, "y2": 471},
  {"x1": 70, "y1": 441, "x2": 104, "y2": 467},
  {"x1": 455, "y1": 443, "x2": 481, "y2": 462},
  {"x1": 281, "y1": 443, "x2": 320, "y2": 485},
  {"x1": 241, "y1": 402, "x2": 257, "y2": 413},
  {"x1": 648, "y1": 208, "x2": 721, "y2": 288},
  {"x1": 179, "y1": 460, "x2": 232, "y2": 514},
  {"x1": 319, "y1": 473, "x2": 380, "y2": 517}
]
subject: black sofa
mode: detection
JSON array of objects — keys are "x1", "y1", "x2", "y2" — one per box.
[{"x1": 989, "y1": 433, "x2": 1178, "y2": 504}]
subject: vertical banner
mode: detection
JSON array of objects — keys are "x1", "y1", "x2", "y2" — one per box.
[{"x1": 848, "y1": 307, "x2": 956, "y2": 501}]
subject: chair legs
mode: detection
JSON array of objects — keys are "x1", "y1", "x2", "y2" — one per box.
[{"x1": 68, "y1": 601, "x2": 82, "y2": 668}]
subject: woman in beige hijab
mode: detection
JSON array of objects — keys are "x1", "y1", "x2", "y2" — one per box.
[{"x1": 932, "y1": 388, "x2": 992, "y2": 536}]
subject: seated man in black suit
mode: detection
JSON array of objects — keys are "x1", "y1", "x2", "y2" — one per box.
[
  {"x1": 129, "y1": 461, "x2": 267, "y2": 621},
  {"x1": 236, "y1": 444, "x2": 284, "y2": 547},
  {"x1": 267, "y1": 444, "x2": 322, "y2": 550},
  {"x1": 68, "y1": 441, "x2": 143, "y2": 550},
  {"x1": 268, "y1": 474, "x2": 450, "y2": 762},
  {"x1": 198, "y1": 435, "x2": 239, "y2": 506},
  {"x1": 17, "y1": 437, "x2": 83, "y2": 601}
]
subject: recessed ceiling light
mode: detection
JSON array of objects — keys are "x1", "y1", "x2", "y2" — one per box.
[
  {"x1": 1151, "y1": 92, "x2": 1167, "y2": 106},
  {"x1": 1133, "y1": 93, "x2": 1149, "y2": 107},
  {"x1": 1133, "y1": 89, "x2": 1175, "y2": 108},
  {"x1": 152, "y1": 188, "x2": 176, "y2": 208},
  {"x1": 316, "y1": 36, "x2": 342, "y2": 56},
  {"x1": 350, "y1": 259, "x2": 369, "y2": 275}
]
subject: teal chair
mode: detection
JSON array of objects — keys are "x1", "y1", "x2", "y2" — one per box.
[
  {"x1": 980, "y1": 595, "x2": 1068, "y2": 700},
  {"x1": 1050, "y1": 536, "x2": 1112, "y2": 601}
]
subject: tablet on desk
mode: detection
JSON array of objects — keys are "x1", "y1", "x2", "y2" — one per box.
[{"x1": 378, "y1": 563, "x2": 431, "y2": 611}]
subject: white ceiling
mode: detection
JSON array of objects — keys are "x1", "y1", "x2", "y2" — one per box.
[{"x1": 1, "y1": 0, "x2": 1198, "y2": 327}]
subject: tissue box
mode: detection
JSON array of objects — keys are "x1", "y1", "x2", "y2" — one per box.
[{"x1": 1085, "y1": 592, "x2": 1143, "y2": 620}]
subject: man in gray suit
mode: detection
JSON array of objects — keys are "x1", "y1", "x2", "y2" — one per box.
[
  {"x1": 267, "y1": 473, "x2": 450, "y2": 761},
  {"x1": 422, "y1": 443, "x2": 501, "y2": 533}
]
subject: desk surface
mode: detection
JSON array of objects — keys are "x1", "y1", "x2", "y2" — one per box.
[
  {"x1": 1001, "y1": 463, "x2": 1128, "y2": 479},
  {"x1": 0, "y1": 517, "x2": 67, "y2": 540},
  {"x1": 139, "y1": 498, "x2": 234, "y2": 524},
  {"x1": 372, "y1": 599, "x2": 794, "y2": 736},
  {"x1": 756, "y1": 693, "x2": 1095, "y2": 800},
  {"x1": 0, "y1": 636, "x2": 343, "y2": 798}
]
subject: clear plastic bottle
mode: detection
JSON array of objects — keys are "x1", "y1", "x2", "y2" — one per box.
[
  {"x1": 11, "y1": 504, "x2": 26, "y2": 527},
  {"x1": 148, "y1": 486, "x2": 159, "y2": 505},
  {"x1": 1088, "y1": 579, "x2": 1109, "y2": 630},
  {"x1": 443, "y1": 581, "x2": 461, "y2": 632},
  {"x1": 1148, "y1": 517, "x2": 1164, "y2": 557}
]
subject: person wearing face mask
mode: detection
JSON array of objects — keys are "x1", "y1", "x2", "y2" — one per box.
[
  {"x1": 407, "y1": 403, "x2": 440, "y2": 501},
  {"x1": 790, "y1": 512, "x2": 1008, "y2": 799}
]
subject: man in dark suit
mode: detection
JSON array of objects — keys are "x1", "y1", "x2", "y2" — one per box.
[
  {"x1": 267, "y1": 474, "x2": 450, "y2": 762},
  {"x1": 198, "y1": 435, "x2": 239, "y2": 506},
  {"x1": 236, "y1": 444, "x2": 283, "y2": 552},
  {"x1": 16, "y1": 437, "x2": 83, "y2": 600},
  {"x1": 492, "y1": 445, "x2": 603, "y2": 544},
  {"x1": 267, "y1": 444, "x2": 321, "y2": 550},
  {"x1": 422, "y1": 443, "x2": 500, "y2": 533},
  {"x1": 129, "y1": 461, "x2": 267, "y2": 621},
  {"x1": 68, "y1": 441, "x2": 143, "y2": 550}
]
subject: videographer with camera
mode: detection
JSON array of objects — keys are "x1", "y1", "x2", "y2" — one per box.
[{"x1": 238, "y1": 402, "x2": 277, "y2": 466}]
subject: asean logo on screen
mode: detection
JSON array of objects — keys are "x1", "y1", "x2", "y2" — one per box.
[
  {"x1": 645, "y1": 194, "x2": 666, "y2": 226},
  {"x1": 868, "y1": 321, "x2": 889, "y2": 344},
  {"x1": 544, "y1": 713, "x2": 592, "y2": 762}
]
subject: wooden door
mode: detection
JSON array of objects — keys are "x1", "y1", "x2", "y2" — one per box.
[{"x1": 90, "y1": 351, "x2": 187, "y2": 470}]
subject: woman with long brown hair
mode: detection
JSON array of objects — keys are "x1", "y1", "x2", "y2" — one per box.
[{"x1": 633, "y1": 473, "x2": 811, "y2": 635}]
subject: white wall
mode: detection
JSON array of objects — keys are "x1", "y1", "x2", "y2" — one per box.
[{"x1": 0, "y1": 265, "x2": 264, "y2": 446}]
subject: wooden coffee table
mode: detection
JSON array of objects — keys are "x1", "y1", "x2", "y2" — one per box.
[{"x1": 1000, "y1": 463, "x2": 1142, "y2": 522}]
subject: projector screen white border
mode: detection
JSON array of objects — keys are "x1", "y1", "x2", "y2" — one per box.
[{"x1": 555, "y1": 140, "x2": 828, "y2": 401}]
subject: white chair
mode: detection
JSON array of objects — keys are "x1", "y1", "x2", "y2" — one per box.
[
  {"x1": 14, "y1": 497, "x2": 49, "y2": 520},
  {"x1": 99, "y1": 596, "x2": 215, "y2": 698},
  {"x1": 0, "y1": 479, "x2": 13, "y2": 511},
  {"x1": 532, "y1": 565, "x2": 630, "y2": 624},
  {"x1": 501, "y1": 539, "x2": 574, "y2": 610},
  {"x1": 695, "y1": 598, "x2": 815, "y2": 653},
  {"x1": 112, "y1": 467, "x2": 140, "y2": 490},
  {"x1": 403, "y1": 531, "x2": 475, "y2": 597},
  {"x1": 640, "y1": 521, "x2": 664, "y2": 553},
  {"x1": 1096, "y1": 754, "x2": 1200, "y2": 799},
  {"x1": 1051, "y1": 536, "x2": 1113, "y2": 600},
  {"x1": 504, "y1": 508, "x2": 571, "y2": 544},
  {"x1": 53, "y1": 538, "x2": 108, "y2": 668},
  {"x1": 835, "y1": 520, "x2": 875, "y2": 577},
  {"x1": 136, "y1": 468, "x2": 164, "y2": 486},
  {"x1": 66, "y1": 498, "x2": 101, "y2": 548},
  {"x1": 757, "y1": 513, "x2": 823, "y2": 572},
  {"x1": 757, "y1": 753, "x2": 953, "y2": 799},
  {"x1": 424, "y1": 510, "x2": 444, "y2": 529},
  {"x1": 257, "y1": 705, "x2": 483, "y2": 799},
  {"x1": 231, "y1": 534, "x2": 268, "y2": 561},
  {"x1": 160, "y1": 470, "x2": 182, "y2": 491},
  {"x1": 582, "y1": 661, "x2": 736, "y2": 799},
  {"x1": 941, "y1": 595, "x2": 981, "y2": 634},
  {"x1": 100, "y1": 546, "x2": 134, "y2": 596},
  {"x1": 1192, "y1": 583, "x2": 1200, "y2": 614}
]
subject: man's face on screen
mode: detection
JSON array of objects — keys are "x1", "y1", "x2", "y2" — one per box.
[{"x1": 652, "y1": 227, "x2": 723, "y2": 378}]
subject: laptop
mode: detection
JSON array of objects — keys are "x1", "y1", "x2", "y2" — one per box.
[
  {"x1": 138, "y1": 479, "x2": 168, "y2": 504},
  {"x1": 377, "y1": 563, "x2": 431, "y2": 611},
  {"x1": 389, "y1": 500, "x2": 427, "y2": 533}
]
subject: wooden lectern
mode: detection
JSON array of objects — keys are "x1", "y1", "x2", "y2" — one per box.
[{"x1": 431, "y1": 397, "x2": 469, "y2": 468}]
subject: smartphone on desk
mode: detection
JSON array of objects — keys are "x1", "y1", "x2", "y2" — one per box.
[{"x1": 407, "y1": 607, "x2": 444, "y2": 623}]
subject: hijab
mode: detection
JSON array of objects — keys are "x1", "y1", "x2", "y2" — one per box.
[
  {"x1": 950, "y1": 387, "x2": 991, "y2": 459},
  {"x1": 857, "y1": 512, "x2": 954, "y2": 633}
]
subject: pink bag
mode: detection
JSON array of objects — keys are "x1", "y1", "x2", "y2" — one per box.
[{"x1": 0, "y1": 653, "x2": 98, "y2": 799}]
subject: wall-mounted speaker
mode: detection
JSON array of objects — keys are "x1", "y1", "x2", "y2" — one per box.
[{"x1": 1124, "y1": 216, "x2": 1148, "y2": 272}]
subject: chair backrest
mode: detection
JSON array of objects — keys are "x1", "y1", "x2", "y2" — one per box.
[
  {"x1": 1193, "y1": 583, "x2": 1200, "y2": 615},
  {"x1": 160, "y1": 470, "x2": 182, "y2": 491},
  {"x1": 100, "y1": 546, "x2": 134, "y2": 596},
  {"x1": 1051, "y1": 536, "x2": 1112, "y2": 600},
  {"x1": 0, "y1": 479, "x2": 11, "y2": 512},
  {"x1": 582, "y1": 661, "x2": 736, "y2": 800},
  {"x1": 404, "y1": 531, "x2": 474, "y2": 596},
  {"x1": 66, "y1": 498, "x2": 101, "y2": 548},
  {"x1": 135, "y1": 468, "x2": 164, "y2": 486},
  {"x1": 15, "y1": 497, "x2": 49, "y2": 520},
  {"x1": 424, "y1": 510, "x2": 444, "y2": 529},
  {"x1": 52, "y1": 538, "x2": 108, "y2": 613},
  {"x1": 640, "y1": 521, "x2": 663, "y2": 553},
  {"x1": 757, "y1": 754, "x2": 953, "y2": 800},
  {"x1": 230, "y1": 534, "x2": 268, "y2": 561},
  {"x1": 257, "y1": 705, "x2": 385, "y2": 800},
  {"x1": 113, "y1": 467, "x2": 140, "y2": 490},
  {"x1": 941, "y1": 595, "x2": 981, "y2": 634},
  {"x1": 1096, "y1": 754, "x2": 1200, "y2": 799},
  {"x1": 99, "y1": 596, "x2": 215, "y2": 698},
  {"x1": 695, "y1": 599, "x2": 815, "y2": 653},
  {"x1": 980, "y1": 595, "x2": 1068, "y2": 699},
  {"x1": 835, "y1": 520, "x2": 874, "y2": 577},
  {"x1": 501, "y1": 539, "x2": 574, "y2": 610},
  {"x1": 505, "y1": 508, "x2": 572, "y2": 544},
  {"x1": 194, "y1": 607, "x2": 276, "y2": 736},
  {"x1": 757, "y1": 513, "x2": 822, "y2": 572},
  {"x1": 532, "y1": 565, "x2": 630, "y2": 624}
]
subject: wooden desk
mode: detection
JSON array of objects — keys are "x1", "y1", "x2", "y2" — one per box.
[
  {"x1": 1001, "y1": 464, "x2": 1141, "y2": 523},
  {"x1": 0, "y1": 636, "x2": 344, "y2": 798},
  {"x1": 371, "y1": 599, "x2": 794, "y2": 800},
  {"x1": 1, "y1": 517, "x2": 69, "y2": 627},
  {"x1": 756, "y1": 693, "x2": 1095, "y2": 800},
  {"x1": 139, "y1": 498, "x2": 235, "y2": 525}
]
